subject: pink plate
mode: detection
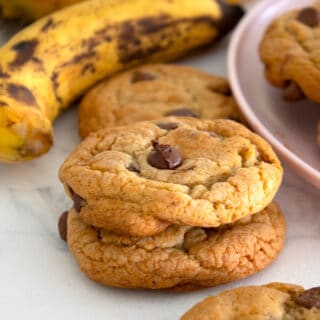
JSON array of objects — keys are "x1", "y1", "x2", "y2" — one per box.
[{"x1": 228, "y1": 0, "x2": 320, "y2": 189}]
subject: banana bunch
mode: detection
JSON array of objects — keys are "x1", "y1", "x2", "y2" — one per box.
[
  {"x1": 0, "y1": 0, "x2": 83, "y2": 20},
  {"x1": 0, "y1": 0, "x2": 243, "y2": 162}
]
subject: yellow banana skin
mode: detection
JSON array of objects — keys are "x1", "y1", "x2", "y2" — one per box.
[
  {"x1": 0, "y1": 0, "x2": 83, "y2": 20},
  {"x1": 0, "y1": 0, "x2": 241, "y2": 21},
  {"x1": 0, "y1": 0, "x2": 243, "y2": 162}
]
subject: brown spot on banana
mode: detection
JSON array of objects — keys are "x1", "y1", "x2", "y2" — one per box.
[
  {"x1": 117, "y1": 15, "x2": 216, "y2": 64},
  {"x1": 41, "y1": 18, "x2": 59, "y2": 32},
  {"x1": 137, "y1": 14, "x2": 172, "y2": 34},
  {"x1": 7, "y1": 83, "x2": 37, "y2": 106},
  {"x1": 81, "y1": 63, "x2": 96, "y2": 75},
  {"x1": 50, "y1": 72, "x2": 63, "y2": 106},
  {"x1": 0, "y1": 66, "x2": 10, "y2": 79},
  {"x1": 0, "y1": 101, "x2": 8, "y2": 107},
  {"x1": 9, "y1": 39, "x2": 39, "y2": 68},
  {"x1": 62, "y1": 52, "x2": 98, "y2": 67},
  {"x1": 0, "y1": 71, "x2": 9, "y2": 79}
]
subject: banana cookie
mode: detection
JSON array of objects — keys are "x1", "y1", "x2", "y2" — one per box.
[
  {"x1": 59, "y1": 117, "x2": 283, "y2": 237},
  {"x1": 260, "y1": 3, "x2": 320, "y2": 103},
  {"x1": 78, "y1": 64, "x2": 242, "y2": 138},
  {"x1": 65, "y1": 202, "x2": 286, "y2": 290},
  {"x1": 181, "y1": 282, "x2": 320, "y2": 319}
]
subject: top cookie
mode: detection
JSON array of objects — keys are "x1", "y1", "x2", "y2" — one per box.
[
  {"x1": 260, "y1": 3, "x2": 320, "y2": 102},
  {"x1": 181, "y1": 282, "x2": 320, "y2": 319},
  {"x1": 78, "y1": 64, "x2": 242, "y2": 138},
  {"x1": 59, "y1": 117, "x2": 283, "y2": 236}
]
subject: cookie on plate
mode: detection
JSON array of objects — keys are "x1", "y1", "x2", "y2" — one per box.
[
  {"x1": 260, "y1": 3, "x2": 320, "y2": 103},
  {"x1": 59, "y1": 117, "x2": 283, "y2": 237},
  {"x1": 181, "y1": 282, "x2": 320, "y2": 319},
  {"x1": 64, "y1": 202, "x2": 286, "y2": 290},
  {"x1": 78, "y1": 64, "x2": 242, "y2": 138}
]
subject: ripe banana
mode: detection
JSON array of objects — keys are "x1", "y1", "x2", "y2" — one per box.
[
  {"x1": 0, "y1": 0, "x2": 83, "y2": 21},
  {"x1": 0, "y1": 0, "x2": 241, "y2": 21},
  {"x1": 0, "y1": 0, "x2": 243, "y2": 162}
]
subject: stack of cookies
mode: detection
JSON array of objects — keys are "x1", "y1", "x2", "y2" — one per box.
[{"x1": 58, "y1": 65, "x2": 285, "y2": 290}]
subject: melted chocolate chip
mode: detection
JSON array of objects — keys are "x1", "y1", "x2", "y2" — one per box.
[
  {"x1": 73, "y1": 193, "x2": 84, "y2": 212},
  {"x1": 295, "y1": 287, "x2": 320, "y2": 309},
  {"x1": 282, "y1": 81, "x2": 305, "y2": 101},
  {"x1": 165, "y1": 108, "x2": 198, "y2": 118},
  {"x1": 297, "y1": 7, "x2": 320, "y2": 27},
  {"x1": 58, "y1": 211, "x2": 69, "y2": 242},
  {"x1": 147, "y1": 141, "x2": 182, "y2": 170},
  {"x1": 68, "y1": 187, "x2": 85, "y2": 212},
  {"x1": 127, "y1": 164, "x2": 140, "y2": 173},
  {"x1": 156, "y1": 122, "x2": 179, "y2": 130},
  {"x1": 131, "y1": 71, "x2": 156, "y2": 83}
]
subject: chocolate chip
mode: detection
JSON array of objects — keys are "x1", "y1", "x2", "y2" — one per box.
[
  {"x1": 147, "y1": 141, "x2": 182, "y2": 170},
  {"x1": 58, "y1": 211, "x2": 69, "y2": 242},
  {"x1": 68, "y1": 187, "x2": 85, "y2": 212},
  {"x1": 295, "y1": 287, "x2": 320, "y2": 309},
  {"x1": 165, "y1": 108, "x2": 198, "y2": 118},
  {"x1": 131, "y1": 71, "x2": 156, "y2": 83},
  {"x1": 156, "y1": 122, "x2": 179, "y2": 130},
  {"x1": 282, "y1": 81, "x2": 305, "y2": 101},
  {"x1": 127, "y1": 164, "x2": 140, "y2": 173},
  {"x1": 297, "y1": 7, "x2": 319, "y2": 27},
  {"x1": 73, "y1": 193, "x2": 84, "y2": 212}
]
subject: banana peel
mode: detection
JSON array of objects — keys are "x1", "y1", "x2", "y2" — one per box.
[
  {"x1": 0, "y1": 0, "x2": 244, "y2": 162},
  {"x1": 0, "y1": 0, "x2": 242, "y2": 21},
  {"x1": 0, "y1": 0, "x2": 82, "y2": 21}
]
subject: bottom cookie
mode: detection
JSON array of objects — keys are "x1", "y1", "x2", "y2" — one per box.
[
  {"x1": 66, "y1": 202, "x2": 286, "y2": 290},
  {"x1": 181, "y1": 283, "x2": 320, "y2": 319}
]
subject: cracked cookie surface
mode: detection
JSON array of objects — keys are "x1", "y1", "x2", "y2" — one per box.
[
  {"x1": 78, "y1": 64, "x2": 242, "y2": 138},
  {"x1": 181, "y1": 282, "x2": 320, "y2": 319},
  {"x1": 260, "y1": 3, "x2": 320, "y2": 103},
  {"x1": 67, "y1": 202, "x2": 286, "y2": 290},
  {"x1": 59, "y1": 117, "x2": 283, "y2": 236}
]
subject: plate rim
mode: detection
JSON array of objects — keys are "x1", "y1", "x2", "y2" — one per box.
[{"x1": 228, "y1": 0, "x2": 320, "y2": 189}]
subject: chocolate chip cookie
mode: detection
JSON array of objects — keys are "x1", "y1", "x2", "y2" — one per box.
[
  {"x1": 260, "y1": 4, "x2": 320, "y2": 103},
  {"x1": 59, "y1": 117, "x2": 283, "y2": 237},
  {"x1": 65, "y1": 202, "x2": 286, "y2": 290},
  {"x1": 78, "y1": 64, "x2": 242, "y2": 138},
  {"x1": 181, "y1": 282, "x2": 320, "y2": 319}
]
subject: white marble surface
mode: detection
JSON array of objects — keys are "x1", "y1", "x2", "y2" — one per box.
[{"x1": 1, "y1": 4, "x2": 320, "y2": 320}]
